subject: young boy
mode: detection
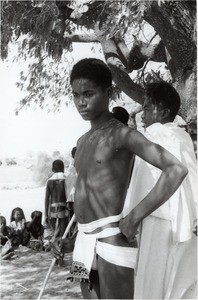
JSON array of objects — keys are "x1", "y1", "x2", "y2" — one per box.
[
  {"x1": 120, "y1": 82, "x2": 197, "y2": 299},
  {"x1": 44, "y1": 160, "x2": 68, "y2": 240},
  {"x1": 52, "y1": 58, "x2": 187, "y2": 299}
]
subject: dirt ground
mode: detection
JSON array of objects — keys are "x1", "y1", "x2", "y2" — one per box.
[{"x1": 0, "y1": 246, "x2": 82, "y2": 299}]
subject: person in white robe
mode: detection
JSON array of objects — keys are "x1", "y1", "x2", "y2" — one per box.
[{"x1": 120, "y1": 82, "x2": 197, "y2": 299}]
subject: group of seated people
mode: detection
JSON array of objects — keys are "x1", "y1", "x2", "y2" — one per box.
[
  {"x1": 0, "y1": 208, "x2": 44, "y2": 259},
  {"x1": 0, "y1": 205, "x2": 74, "y2": 260}
]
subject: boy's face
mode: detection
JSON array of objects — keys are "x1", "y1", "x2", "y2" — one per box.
[
  {"x1": 71, "y1": 78, "x2": 110, "y2": 121},
  {"x1": 141, "y1": 97, "x2": 164, "y2": 128}
]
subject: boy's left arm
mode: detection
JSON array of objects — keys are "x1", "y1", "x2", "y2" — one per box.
[{"x1": 119, "y1": 128, "x2": 188, "y2": 242}]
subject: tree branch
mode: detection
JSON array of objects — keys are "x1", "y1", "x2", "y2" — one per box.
[
  {"x1": 66, "y1": 33, "x2": 99, "y2": 43},
  {"x1": 100, "y1": 37, "x2": 145, "y2": 104}
]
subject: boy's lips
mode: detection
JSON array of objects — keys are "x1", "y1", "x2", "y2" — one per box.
[{"x1": 79, "y1": 110, "x2": 89, "y2": 115}]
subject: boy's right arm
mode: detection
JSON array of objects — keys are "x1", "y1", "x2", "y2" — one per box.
[{"x1": 118, "y1": 128, "x2": 188, "y2": 242}]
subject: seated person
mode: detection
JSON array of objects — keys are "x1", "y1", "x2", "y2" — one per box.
[
  {"x1": 0, "y1": 216, "x2": 15, "y2": 259},
  {"x1": 10, "y1": 207, "x2": 30, "y2": 248},
  {"x1": 26, "y1": 211, "x2": 44, "y2": 251}
]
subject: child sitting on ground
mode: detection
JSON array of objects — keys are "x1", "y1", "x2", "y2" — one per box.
[
  {"x1": 10, "y1": 207, "x2": 30, "y2": 248},
  {"x1": 0, "y1": 216, "x2": 15, "y2": 260},
  {"x1": 26, "y1": 211, "x2": 44, "y2": 251}
]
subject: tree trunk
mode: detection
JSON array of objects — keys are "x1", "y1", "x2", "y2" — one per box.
[{"x1": 143, "y1": 1, "x2": 197, "y2": 125}]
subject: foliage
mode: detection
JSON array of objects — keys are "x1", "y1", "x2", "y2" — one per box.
[
  {"x1": 1, "y1": 0, "x2": 148, "y2": 58},
  {"x1": 32, "y1": 152, "x2": 53, "y2": 185},
  {"x1": 5, "y1": 158, "x2": 17, "y2": 166},
  {"x1": 1, "y1": 0, "x2": 151, "y2": 111},
  {"x1": 32, "y1": 151, "x2": 70, "y2": 186},
  {"x1": 15, "y1": 52, "x2": 73, "y2": 113},
  {"x1": 1, "y1": 0, "x2": 197, "y2": 122}
]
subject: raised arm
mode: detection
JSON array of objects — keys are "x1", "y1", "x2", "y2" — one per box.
[{"x1": 117, "y1": 128, "x2": 188, "y2": 241}]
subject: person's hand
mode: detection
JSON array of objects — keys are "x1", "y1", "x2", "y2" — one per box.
[
  {"x1": 66, "y1": 202, "x2": 74, "y2": 211},
  {"x1": 119, "y1": 214, "x2": 139, "y2": 243},
  {"x1": 51, "y1": 236, "x2": 75, "y2": 259},
  {"x1": 51, "y1": 238, "x2": 64, "y2": 260}
]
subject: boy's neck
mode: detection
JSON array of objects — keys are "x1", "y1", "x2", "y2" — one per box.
[{"x1": 90, "y1": 111, "x2": 113, "y2": 131}]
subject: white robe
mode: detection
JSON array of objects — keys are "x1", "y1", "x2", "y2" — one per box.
[{"x1": 124, "y1": 123, "x2": 197, "y2": 299}]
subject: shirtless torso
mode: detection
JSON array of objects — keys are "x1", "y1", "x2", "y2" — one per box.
[
  {"x1": 51, "y1": 59, "x2": 187, "y2": 299},
  {"x1": 74, "y1": 118, "x2": 134, "y2": 225}
]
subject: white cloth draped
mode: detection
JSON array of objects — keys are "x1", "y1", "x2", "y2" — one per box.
[
  {"x1": 124, "y1": 122, "x2": 197, "y2": 299},
  {"x1": 124, "y1": 122, "x2": 197, "y2": 243}
]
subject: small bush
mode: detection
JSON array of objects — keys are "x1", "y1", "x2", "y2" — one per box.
[
  {"x1": 32, "y1": 151, "x2": 70, "y2": 186},
  {"x1": 32, "y1": 152, "x2": 53, "y2": 186},
  {"x1": 5, "y1": 158, "x2": 17, "y2": 166}
]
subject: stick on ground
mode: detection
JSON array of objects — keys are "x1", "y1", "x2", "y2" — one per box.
[{"x1": 37, "y1": 214, "x2": 76, "y2": 300}]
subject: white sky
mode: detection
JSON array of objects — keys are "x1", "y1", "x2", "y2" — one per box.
[{"x1": 0, "y1": 42, "x2": 104, "y2": 158}]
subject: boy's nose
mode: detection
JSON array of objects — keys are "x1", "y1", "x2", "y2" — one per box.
[{"x1": 79, "y1": 96, "x2": 87, "y2": 106}]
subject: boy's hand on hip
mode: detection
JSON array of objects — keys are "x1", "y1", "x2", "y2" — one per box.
[{"x1": 119, "y1": 215, "x2": 139, "y2": 243}]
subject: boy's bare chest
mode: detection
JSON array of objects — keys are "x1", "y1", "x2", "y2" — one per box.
[
  {"x1": 76, "y1": 130, "x2": 113, "y2": 169},
  {"x1": 75, "y1": 119, "x2": 124, "y2": 171}
]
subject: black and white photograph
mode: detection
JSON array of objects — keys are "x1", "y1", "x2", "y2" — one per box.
[{"x1": 0, "y1": 1, "x2": 197, "y2": 299}]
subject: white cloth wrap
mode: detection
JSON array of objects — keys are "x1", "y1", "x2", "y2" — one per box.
[
  {"x1": 124, "y1": 123, "x2": 197, "y2": 299},
  {"x1": 123, "y1": 122, "x2": 197, "y2": 243},
  {"x1": 73, "y1": 214, "x2": 137, "y2": 272},
  {"x1": 96, "y1": 241, "x2": 138, "y2": 269}
]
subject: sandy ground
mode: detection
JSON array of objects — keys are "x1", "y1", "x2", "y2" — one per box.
[
  {"x1": 0, "y1": 165, "x2": 82, "y2": 299},
  {"x1": 0, "y1": 246, "x2": 82, "y2": 299}
]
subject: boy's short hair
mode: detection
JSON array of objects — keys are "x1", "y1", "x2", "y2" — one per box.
[
  {"x1": 70, "y1": 58, "x2": 112, "y2": 89},
  {"x1": 52, "y1": 159, "x2": 64, "y2": 172},
  {"x1": 112, "y1": 106, "x2": 129, "y2": 125},
  {"x1": 145, "y1": 82, "x2": 180, "y2": 120}
]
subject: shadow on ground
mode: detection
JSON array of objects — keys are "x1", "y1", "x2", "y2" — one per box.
[{"x1": 1, "y1": 246, "x2": 82, "y2": 299}]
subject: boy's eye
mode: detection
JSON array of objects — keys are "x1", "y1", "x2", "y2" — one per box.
[
  {"x1": 72, "y1": 93, "x2": 78, "y2": 98},
  {"x1": 84, "y1": 92, "x2": 94, "y2": 97},
  {"x1": 143, "y1": 107, "x2": 150, "y2": 111}
]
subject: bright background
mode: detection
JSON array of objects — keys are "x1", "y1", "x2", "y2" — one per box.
[{"x1": 0, "y1": 42, "x2": 104, "y2": 158}]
